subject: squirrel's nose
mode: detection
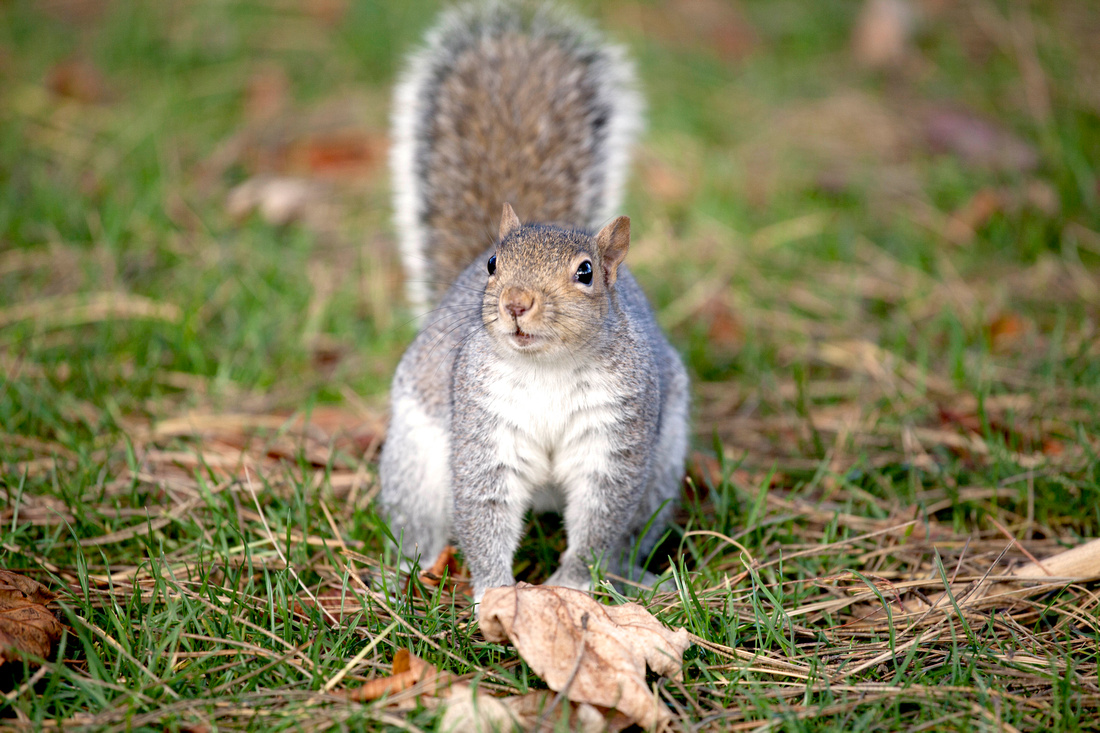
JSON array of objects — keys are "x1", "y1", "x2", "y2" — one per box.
[{"x1": 501, "y1": 287, "x2": 535, "y2": 319}]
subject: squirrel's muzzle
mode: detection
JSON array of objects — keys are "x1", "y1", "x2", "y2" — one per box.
[{"x1": 500, "y1": 286, "x2": 539, "y2": 322}]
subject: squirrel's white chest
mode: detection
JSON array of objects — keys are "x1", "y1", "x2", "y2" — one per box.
[{"x1": 482, "y1": 359, "x2": 622, "y2": 501}]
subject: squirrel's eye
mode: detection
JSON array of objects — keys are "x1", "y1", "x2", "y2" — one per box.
[
  {"x1": 487, "y1": 255, "x2": 496, "y2": 275},
  {"x1": 574, "y1": 260, "x2": 593, "y2": 285}
]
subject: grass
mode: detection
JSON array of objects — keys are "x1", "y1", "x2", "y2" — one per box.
[{"x1": 2, "y1": 0, "x2": 1099, "y2": 730}]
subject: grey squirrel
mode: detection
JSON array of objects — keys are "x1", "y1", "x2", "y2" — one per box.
[{"x1": 379, "y1": 0, "x2": 690, "y2": 602}]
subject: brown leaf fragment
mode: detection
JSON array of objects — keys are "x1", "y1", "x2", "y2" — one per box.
[
  {"x1": 611, "y1": 0, "x2": 758, "y2": 63},
  {"x1": 305, "y1": 0, "x2": 348, "y2": 26},
  {"x1": 226, "y1": 176, "x2": 326, "y2": 226},
  {"x1": 343, "y1": 648, "x2": 455, "y2": 703},
  {"x1": 852, "y1": 0, "x2": 918, "y2": 69},
  {"x1": 440, "y1": 685, "x2": 630, "y2": 733},
  {"x1": 46, "y1": 58, "x2": 111, "y2": 103},
  {"x1": 293, "y1": 132, "x2": 384, "y2": 179},
  {"x1": 0, "y1": 571, "x2": 63, "y2": 665},
  {"x1": 344, "y1": 649, "x2": 427, "y2": 702},
  {"x1": 439, "y1": 684, "x2": 519, "y2": 733},
  {"x1": 412, "y1": 545, "x2": 471, "y2": 598},
  {"x1": 685, "y1": 451, "x2": 720, "y2": 501},
  {"x1": 986, "y1": 312, "x2": 1028, "y2": 352},
  {"x1": 478, "y1": 583, "x2": 691, "y2": 729},
  {"x1": 505, "y1": 691, "x2": 630, "y2": 733},
  {"x1": 0, "y1": 571, "x2": 57, "y2": 606},
  {"x1": 923, "y1": 107, "x2": 1039, "y2": 172},
  {"x1": 697, "y1": 295, "x2": 743, "y2": 351},
  {"x1": 38, "y1": 0, "x2": 109, "y2": 23},
  {"x1": 1010, "y1": 537, "x2": 1100, "y2": 582},
  {"x1": 944, "y1": 188, "x2": 1003, "y2": 244},
  {"x1": 244, "y1": 65, "x2": 290, "y2": 123}
]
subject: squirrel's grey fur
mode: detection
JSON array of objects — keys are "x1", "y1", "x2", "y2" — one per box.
[{"x1": 380, "y1": 0, "x2": 689, "y2": 602}]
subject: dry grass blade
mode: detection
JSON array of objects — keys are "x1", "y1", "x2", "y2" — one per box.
[{"x1": 0, "y1": 293, "x2": 182, "y2": 330}]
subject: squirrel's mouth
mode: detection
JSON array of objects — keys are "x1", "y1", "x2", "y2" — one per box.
[{"x1": 510, "y1": 327, "x2": 539, "y2": 348}]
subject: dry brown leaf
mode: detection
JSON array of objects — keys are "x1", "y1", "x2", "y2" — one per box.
[
  {"x1": 0, "y1": 571, "x2": 63, "y2": 665},
  {"x1": 412, "y1": 545, "x2": 471, "y2": 598},
  {"x1": 696, "y1": 295, "x2": 743, "y2": 351},
  {"x1": 46, "y1": 58, "x2": 111, "y2": 103},
  {"x1": 290, "y1": 132, "x2": 385, "y2": 180},
  {"x1": 245, "y1": 65, "x2": 290, "y2": 123},
  {"x1": 896, "y1": 536, "x2": 1100, "y2": 616},
  {"x1": 0, "y1": 571, "x2": 57, "y2": 606},
  {"x1": 986, "y1": 312, "x2": 1028, "y2": 352},
  {"x1": 304, "y1": 0, "x2": 349, "y2": 26},
  {"x1": 944, "y1": 188, "x2": 1003, "y2": 244},
  {"x1": 852, "y1": 0, "x2": 917, "y2": 69},
  {"x1": 344, "y1": 649, "x2": 430, "y2": 702},
  {"x1": 38, "y1": 0, "x2": 109, "y2": 23},
  {"x1": 226, "y1": 176, "x2": 327, "y2": 226},
  {"x1": 685, "y1": 451, "x2": 720, "y2": 502},
  {"x1": 439, "y1": 684, "x2": 519, "y2": 733},
  {"x1": 638, "y1": 155, "x2": 696, "y2": 207},
  {"x1": 611, "y1": 0, "x2": 758, "y2": 63},
  {"x1": 440, "y1": 686, "x2": 628, "y2": 733},
  {"x1": 1010, "y1": 537, "x2": 1100, "y2": 582},
  {"x1": 923, "y1": 107, "x2": 1039, "y2": 172},
  {"x1": 291, "y1": 595, "x2": 364, "y2": 625},
  {"x1": 478, "y1": 583, "x2": 691, "y2": 729}
]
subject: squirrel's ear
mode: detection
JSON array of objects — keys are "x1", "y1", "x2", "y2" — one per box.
[
  {"x1": 595, "y1": 216, "x2": 629, "y2": 286},
  {"x1": 500, "y1": 203, "x2": 521, "y2": 241}
]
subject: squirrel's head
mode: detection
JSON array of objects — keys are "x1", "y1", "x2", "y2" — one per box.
[{"x1": 482, "y1": 203, "x2": 629, "y2": 358}]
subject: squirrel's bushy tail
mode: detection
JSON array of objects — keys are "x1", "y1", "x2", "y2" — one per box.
[{"x1": 391, "y1": 0, "x2": 643, "y2": 311}]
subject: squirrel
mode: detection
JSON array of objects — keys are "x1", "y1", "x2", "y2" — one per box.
[{"x1": 379, "y1": 0, "x2": 690, "y2": 603}]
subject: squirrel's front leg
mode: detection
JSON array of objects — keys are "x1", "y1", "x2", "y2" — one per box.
[
  {"x1": 451, "y1": 443, "x2": 526, "y2": 602},
  {"x1": 548, "y1": 444, "x2": 651, "y2": 592},
  {"x1": 450, "y1": 361, "x2": 527, "y2": 603}
]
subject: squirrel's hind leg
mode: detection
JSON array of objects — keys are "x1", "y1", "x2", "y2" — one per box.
[
  {"x1": 624, "y1": 359, "x2": 691, "y2": 580},
  {"x1": 378, "y1": 394, "x2": 453, "y2": 571}
]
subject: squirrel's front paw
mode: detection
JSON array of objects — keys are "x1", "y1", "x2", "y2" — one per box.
[
  {"x1": 544, "y1": 567, "x2": 594, "y2": 593},
  {"x1": 472, "y1": 578, "x2": 516, "y2": 606}
]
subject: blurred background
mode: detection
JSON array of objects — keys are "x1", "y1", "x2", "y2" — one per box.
[{"x1": 1, "y1": 0, "x2": 1098, "y2": 525}]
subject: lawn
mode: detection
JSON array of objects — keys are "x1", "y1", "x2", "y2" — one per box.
[{"x1": 1, "y1": 0, "x2": 1099, "y2": 730}]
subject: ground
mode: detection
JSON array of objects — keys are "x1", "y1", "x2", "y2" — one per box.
[{"x1": 1, "y1": 0, "x2": 1099, "y2": 730}]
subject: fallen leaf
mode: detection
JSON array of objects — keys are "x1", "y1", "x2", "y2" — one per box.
[
  {"x1": 611, "y1": 0, "x2": 758, "y2": 63},
  {"x1": 685, "y1": 451, "x2": 719, "y2": 496},
  {"x1": 697, "y1": 295, "x2": 743, "y2": 351},
  {"x1": 343, "y1": 648, "x2": 452, "y2": 702},
  {"x1": 638, "y1": 155, "x2": 695, "y2": 207},
  {"x1": 291, "y1": 595, "x2": 364, "y2": 625},
  {"x1": 852, "y1": 0, "x2": 918, "y2": 69},
  {"x1": 440, "y1": 686, "x2": 625, "y2": 733},
  {"x1": 285, "y1": 132, "x2": 386, "y2": 181},
  {"x1": 0, "y1": 570, "x2": 63, "y2": 665},
  {"x1": 413, "y1": 545, "x2": 471, "y2": 598},
  {"x1": 505, "y1": 691, "x2": 632, "y2": 733},
  {"x1": 986, "y1": 312, "x2": 1027, "y2": 352},
  {"x1": 1041, "y1": 438, "x2": 1064, "y2": 457},
  {"x1": 226, "y1": 176, "x2": 325, "y2": 226},
  {"x1": 38, "y1": 0, "x2": 109, "y2": 23},
  {"x1": 0, "y1": 570, "x2": 57, "y2": 606},
  {"x1": 46, "y1": 58, "x2": 111, "y2": 104},
  {"x1": 944, "y1": 187, "x2": 1003, "y2": 244},
  {"x1": 923, "y1": 107, "x2": 1039, "y2": 172},
  {"x1": 1023, "y1": 179, "x2": 1060, "y2": 216},
  {"x1": 245, "y1": 65, "x2": 290, "y2": 123},
  {"x1": 305, "y1": 0, "x2": 348, "y2": 25},
  {"x1": 898, "y1": 537, "x2": 1100, "y2": 616},
  {"x1": 478, "y1": 583, "x2": 691, "y2": 729},
  {"x1": 439, "y1": 684, "x2": 519, "y2": 733}
]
